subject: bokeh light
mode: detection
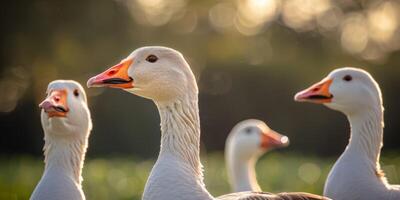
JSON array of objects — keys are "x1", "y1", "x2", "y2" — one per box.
[
  {"x1": 235, "y1": 0, "x2": 280, "y2": 35},
  {"x1": 109, "y1": 0, "x2": 400, "y2": 61},
  {"x1": 209, "y1": 2, "x2": 236, "y2": 32},
  {"x1": 368, "y1": 1, "x2": 399, "y2": 44},
  {"x1": 341, "y1": 12, "x2": 369, "y2": 54},
  {"x1": 282, "y1": 0, "x2": 331, "y2": 32},
  {"x1": 316, "y1": 6, "x2": 343, "y2": 32},
  {"x1": 121, "y1": 0, "x2": 187, "y2": 26},
  {"x1": 298, "y1": 162, "x2": 321, "y2": 184},
  {"x1": 0, "y1": 67, "x2": 29, "y2": 113}
]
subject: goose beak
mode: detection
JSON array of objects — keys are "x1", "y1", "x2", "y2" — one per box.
[
  {"x1": 260, "y1": 129, "x2": 289, "y2": 149},
  {"x1": 39, "y1": 89, "x2": 69, "y2": 118},
  {"x1": 294, "y1": 78, "x2": 333, "y2": 104},
  {"x1": 87, "y1": 58, "x2": 134, "y2": 89}
]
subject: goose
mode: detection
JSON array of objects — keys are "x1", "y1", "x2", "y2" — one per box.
[
  {"x1": 31, "y1": 80, "x2": 92, "y2": 200},
  {"x1": 294, "y1": 67, "x2": 400, "y2": 200},
  {"x1": 225, "y1": 119, "x2": 289, "y2": 192},
  {"x1": 87, "y1": 46, "x2": 329, "y2": 200}
]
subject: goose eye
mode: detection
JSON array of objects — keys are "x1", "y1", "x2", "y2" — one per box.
[
  {"x1": 343, "y1": 75, "x2": 352, "y2": 82},
  {"x1": 146, "y1": 55, "x2": 158, "y2": 63},
  {"x1": 73, "y1": 89, "x2": 79, "y2": 97},
  {"x1": 244, "y1": 127, "x2": 253, "y2": 134}
]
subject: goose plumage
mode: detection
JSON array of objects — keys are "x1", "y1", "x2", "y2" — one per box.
[
  {"x1": 295, "y1": 67, "x2": 400, "y2": 200},
  {"x1": 31, "y1": 80, "x2": 92, "y2": 200},
  {"x1": 225, "y1": 119, "x2": 289, "y2": 192},
  {"x1": 87, "y1": 46, "x2": 329, "y2": 200}
]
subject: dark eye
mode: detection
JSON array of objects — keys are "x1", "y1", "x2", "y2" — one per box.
[
  {"x1": 73, "y1": 89, "x2": 79, "y2": 97},
  {"x1": 343, "y1": 75, "x2": 352, "y2": 82},
  {"x1": 146, "y1": 54, "x2": 158, "y2": 63},
  {"x1": 244, "y1": 127, "x2": 253, "y2": 134}
]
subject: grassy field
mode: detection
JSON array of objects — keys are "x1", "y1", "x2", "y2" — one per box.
[{"x1": 1, "y1": 152, "x2": 399, "y2": 200}]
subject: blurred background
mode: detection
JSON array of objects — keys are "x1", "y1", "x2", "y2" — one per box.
[{"x1": 1, "y1": 0, "x2": 400, "y2": 199}]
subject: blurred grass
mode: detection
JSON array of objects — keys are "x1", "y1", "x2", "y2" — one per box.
[{"x1": 1, "y1": 152, "x2": 399, "y2": 200}]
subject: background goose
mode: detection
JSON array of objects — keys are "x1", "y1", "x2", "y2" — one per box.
[
  {"x1": 294, "y1": 67, "x2": 400, "y2": 200},
  {"x1": 87, "y1": 46, "x2": 329, "y2": 200},
  {"x1": 225, "y1": 119, "x2": 289, "y2": 192},
  {"x1": 30, "y1": 80, "x2": 92, "y2": 200}
]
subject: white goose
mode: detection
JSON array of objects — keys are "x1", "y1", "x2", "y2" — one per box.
[
  {"x1": 295, "y1": 67, "x2": 400, "y2": 200},
  {"x1": 225, "y1": 119, "x2": 289, "y2": 192},
  {"x1": 87, "y1": 46, "x2": 328, "y2": 200},
  {"x1": 31, "y1": 80, "x2": 92, "y2": 200}
]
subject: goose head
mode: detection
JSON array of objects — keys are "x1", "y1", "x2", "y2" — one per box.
[
  {"x1": 39, "y1": 80, "x2": 92, "y2": 137},
  {"x1": 226, "y1": 119, "x2": 289, "y2": 162},
  {"x1": 294, "y1": 67, "x2": 382, "y2": 116},
  {"x1": 87, "y1": 46, "x2": 197, "y2": 103}
]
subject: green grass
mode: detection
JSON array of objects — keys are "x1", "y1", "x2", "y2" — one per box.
[{"x1": 1, "y1": 153, "x2": 399, "y2": 200}]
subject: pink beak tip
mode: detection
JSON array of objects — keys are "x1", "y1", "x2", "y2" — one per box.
[
  {"x1": 39, "y1": 100, "x2": 53, "y2": 110},
  {"x1": 294, "y1": 91, "x2": 306, "y2": 102},
  {"x1": 87, "y1": 76, "x2": 98, "y2": 88}
]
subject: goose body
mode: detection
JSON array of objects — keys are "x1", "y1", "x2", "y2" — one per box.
[
  {"x1": 225, "y1": 119, "x2": 289, "y2": 192},
  {"x1": 31, "y1": 80, "x2": 92, "y2": 200},
  {"x1": 295, "y1": 67, "x2": 400, "y2": 200},
  {"x1": 88, "y1": 46, "x2": 329, "y2": 200}
]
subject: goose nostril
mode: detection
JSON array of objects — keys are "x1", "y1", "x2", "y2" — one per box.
[
  {"x1": 54, "y1": 97, "x2": 60, "y2": 102},
  {"x1": 312, "y1": 87, "x2": 320, "y2": 92},
  {"x1": 108, "y1": 70, "x2": 117, "y2": 76}
]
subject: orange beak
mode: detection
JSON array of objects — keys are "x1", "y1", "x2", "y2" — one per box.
[
  {"x1": 260, "y1": 129, "x2": 289, "y2": 149},
  {"x1": 294, "y1": 78, "x2": 333, "y2": 104},
  {"x1": 39, "y1": 89, "x2": 69, "y2": 118},
  {"x1": 87, "y1": 58, "x2": 134, "y2": 89}
]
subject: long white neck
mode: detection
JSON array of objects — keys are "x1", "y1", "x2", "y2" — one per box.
[
  {"x1": 157, "y1": 95, "x2": 204, "y2": 180},
  {"x1": 345, "y1": 105, "x2": 384, "y2": 175},
  {"x1": 43, "y1": 133, "x2": 89, "y2": 184},
  {"x1": 143, "y1": 93, "x2": 213, "y2": 200},
  {"x1": 30, "y1": 129, "x2": 88, "y2": 200},
  {"x1": 323, "y1": 99, "x2": 400, "y2": 199},
  {"x1": 227, "y1": 155, "x2": 261, "y2": 192}
]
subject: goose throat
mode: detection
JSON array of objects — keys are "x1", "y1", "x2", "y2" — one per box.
[
  {"x1": 347, "y1": 105, "x2": 384, "y2": 166},
  {"x1": 44, "y1": 135, "x2": 88, "y2": 184},
  {"x1": 157, "y1": 96, "x2": 203, "y2": 179}
]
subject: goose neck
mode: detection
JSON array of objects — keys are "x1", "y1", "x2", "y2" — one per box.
[
  {"x1": 44, "y1": 134, "x2": 88, "y2": 184},
  {"x1": 156, "y1": 95, "x2": 203, "y2": 179},
  {"x1": 229, "y1": 157, "x2": 261, "y2": 192},
  {"x1": 346, "y1": 106, "x2": 384, "y2": 166}
]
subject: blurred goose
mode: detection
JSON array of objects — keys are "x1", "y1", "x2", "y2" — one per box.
[
  {"x1": 295, "y1": 67, "x2": 400, "y2": 200},
  {"x1": 225, "y1": 119, "x2": 289, "y2": 192},
  {"x1": 87, "y1": 46, "x2": 329, "y2": 200},
  {"x1": 31, "y1": 80, "x2": 92, "y2": 200}
]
